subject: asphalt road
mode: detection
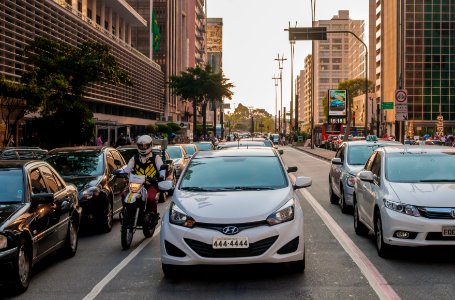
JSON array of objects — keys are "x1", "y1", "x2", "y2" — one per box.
[{"x1": 3, "y1": 146, "x2": 455, "y2": 299}]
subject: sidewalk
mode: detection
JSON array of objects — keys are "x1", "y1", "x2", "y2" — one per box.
[{"x1": 292, "y1": 145, "x2": 335, "y2": 162}]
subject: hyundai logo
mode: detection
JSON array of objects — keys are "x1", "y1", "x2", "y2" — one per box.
[
  {"x1": 222, "y1": 226, "x2": 239, "y2": 235},
  {"x1": 451, "y1": 209, "x2": 455, "y2": 219}
]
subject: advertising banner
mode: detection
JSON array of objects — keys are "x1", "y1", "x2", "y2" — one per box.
[{"x1": 328, "y1": 89, "x2": 347, "y2": 117}]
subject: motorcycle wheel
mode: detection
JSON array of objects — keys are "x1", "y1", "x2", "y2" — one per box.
[
  {"x1": 143, "y1": 213, "x2": 157, "y2": 238},
  {"x1": 121, "y1": 205, "x2": 135, "y2": 250}
]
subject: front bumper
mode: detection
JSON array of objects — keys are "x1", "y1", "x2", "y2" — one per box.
[
  {"x1": 0, "y1": 247, "x2": 17, "y2": 263},
  {"x1": 78, "y1": 196, "x2": 108, "y2": 223},
  {"x1": 160, "y1": 208, "x2": 305, "y2": 266},
  {"x1": 381, "y1": 207, "x2": 455, "y2": 247},
  {"x1": 343, "y1": 182, "x2": 355, "y2": 206}
]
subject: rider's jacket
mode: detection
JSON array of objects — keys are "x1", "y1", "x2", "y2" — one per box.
[{"x1": 132, "y1": 153, "x2": 159, "y2": 187}]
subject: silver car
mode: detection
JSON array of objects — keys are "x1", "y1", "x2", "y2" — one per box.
[{"x1": 329, "y1": 140, "x2": 400, "y2": 213}]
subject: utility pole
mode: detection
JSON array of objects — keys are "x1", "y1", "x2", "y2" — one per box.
[
  {"x1": 275, "y1": 53, "x2": 287, "y2": 135},
  {"x1": 272, "y1": 75, "x2": 280, "y2": 133}
]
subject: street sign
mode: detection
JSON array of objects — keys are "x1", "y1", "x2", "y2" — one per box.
[
  {"x1": 289, "y1": 27, "x2": 327, "y2": 41},
  {"x1": 395, "y1": 89, "x2": 408, "y2": 105},
  {"x1": 395, "y1": 104, "x2": 408, "y2": 121},
  {"x1": 381, "y1": 102, "x2": 394, "y2": 109}
]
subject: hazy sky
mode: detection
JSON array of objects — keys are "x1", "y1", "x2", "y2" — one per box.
[{"x1": 207, "y1": 0, "x2": 369, "y2": 115}]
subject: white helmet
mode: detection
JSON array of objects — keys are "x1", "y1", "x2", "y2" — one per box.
[{"x1": 136, "y1": 135, "x2": 153, "y2": 156}]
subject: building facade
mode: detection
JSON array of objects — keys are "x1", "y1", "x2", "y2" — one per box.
[
  {"x1": 301, "y1": 55, "x2": 313, "y2": 132},
  {"x1": 0, "y1": 0, "x2": 164, "y2": 145},
  {"x1": 375, "y1": 0, "x2": 455, "y2": 138}
]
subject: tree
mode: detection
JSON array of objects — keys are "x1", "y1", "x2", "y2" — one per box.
[{"x1": 10, "y1": 36, "x2": 131, "y2": 147}]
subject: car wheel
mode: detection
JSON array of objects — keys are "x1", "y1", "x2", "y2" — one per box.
[
  {"x1": 375, "y1": 212, "x2": 392, "y2": 258},
  {"x1": 288, "y1": 248, "x2": 305, "y2": 273},
  {"x1": 162, "y1": 263, "x2": 180, "y2": 278},
  {"x1": 353, "y1": 198, "x2": 369, "y2": 236},
  {"x1": 11, "y1": 238, "x2": 31, "y2": 293},
  {"x1": 340, "y1": 187, "x2": 350, "y2": 214},
  {"x1": 62, "y1": 217, "x2": 78, "y2": 258},
  {"x1": 100, "y1": 200, "x2": 113, "y2": 233},
  {"x1": 329, "y1": 177, "x2": 339, "y2": 204}
]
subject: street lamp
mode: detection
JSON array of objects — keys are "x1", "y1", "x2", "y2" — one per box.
[
  {"x1": 272, "y1": 75, "x2": 280, "y2": 133},
  {"x1": 275, "y1": 53, "x2": 286, "y2": 134}
]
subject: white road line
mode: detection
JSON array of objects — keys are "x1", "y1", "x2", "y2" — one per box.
[
  {"x1": 82, "y1": 226, "x2": 161, "y2": 300},
  {"x1": 294, "y1": 182, "x2": 400, "y2": 300}
]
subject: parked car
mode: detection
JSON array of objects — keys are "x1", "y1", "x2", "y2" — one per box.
[
  {"x1": 0, "y1": 160, "x2": 81, "y2": 292},
  {"x1": 193, "y1": 142, "x2": 214, "y2": 151},
  {"x1": 166, "y1": 145, "x2": 191, "y2": 178},
  {"x1": 217, "y1": 139, "x2": 283, "y2": 154},
  {"x1": 160, "y1": 148, "x2": 312, "y2": 277},
  {"x1": 333, "y1": 134, "x2": 353, "y2": 150},
  {"x1": 176, "y1": 144, "x2": 199, "y2": 156},
  {"x1": 353, "y1": 146, "x2": 455, "y2": 257},
  {"x1": 0, "y1": 147, "x2": 48, "y2": 160},
  {"x1": 329, "y1": 140, "x2": 401, "y2": 213},
  {"x1": 45, "y1": 146, "x2": 127, "y2": 232}
]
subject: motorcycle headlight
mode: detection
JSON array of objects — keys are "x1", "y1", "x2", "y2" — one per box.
[
  {"x1": 169, "y1": 202, "x2": 195, "y2": 228},
  {"x1": 129, "y1": 182, "x2": 141, "y2": 193},
  {"x1": 383, "y1": 199, "x2": 420, "y2": 217},
  {"x1": 0, "y1": 235, "x2": 7, "y2": 250},
  {"x1": 266, "y1": 199, "x2": 295, "y2": 225},
  {"x1": 82, "y1": 187, "x2": 100, "y2": 200}
]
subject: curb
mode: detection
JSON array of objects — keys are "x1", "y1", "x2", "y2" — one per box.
[{"x1": 291, "y1": 146, "x2": 333, "y2": 162}]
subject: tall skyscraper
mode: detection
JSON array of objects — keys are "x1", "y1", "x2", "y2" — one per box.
[{"x1": 301, "y1": 55, "x2": 313, "y2": 132}]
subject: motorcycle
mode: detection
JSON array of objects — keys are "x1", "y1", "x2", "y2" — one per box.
[{"x1": 119, "y1": 173, "x2": 159, "y2": 250}]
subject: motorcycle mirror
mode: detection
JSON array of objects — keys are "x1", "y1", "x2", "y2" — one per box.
[{"x1": 158, "y1": 180, "x2": 173, "y2": 191}]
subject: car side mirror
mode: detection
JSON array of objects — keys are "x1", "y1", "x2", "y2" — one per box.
[
  {"x1": 31, "y1": 193, "x2": 54, "y2": 204},
  {"x1": 293, "y1": 176, "x2": 312, "y2": 189},
  {"x1": 358, "y1": 170, "x2": 374, "y2": 182},
  {"x1": 331, "y1": 158, "x2": 342, "y2": 165},
  {"x1": 166, "y1": 159, "x2": 173, "y2": 165},
  {"x1": 287, "y1": 166, "x2": 298, "y2": 173}
]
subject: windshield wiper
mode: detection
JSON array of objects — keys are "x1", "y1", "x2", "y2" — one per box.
[
  {"x1": 418, "y1": 179, "x2": 455, "y2": 182},
  {"x1": 181, "y1": 187, "x2": 213, "y2": 191},
  {"x1": 228, "y1": 186, "x2": 276, "y2": 191}
]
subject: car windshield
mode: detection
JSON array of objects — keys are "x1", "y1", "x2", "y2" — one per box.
[
  {"x1": 180, "y1": 156, "x2": 288, "y2": 190},
  {"x1": 348, "y1": 145, "x2": 382, "y2": 165},
  {"x1": 0, "y1": 168, "x2": 24, "y2": 202},
  {"x1": 183, "y1": 145, "x2": 196, "y2": 155},
  {"x1": 45, "y1": 151, "x2": 104, "y2": 176},
  {"x1": 386, "y1": 153, "x2": 455, "y2": 182},
  {"x1": 194, "y1": 143, "x2": 212, "y2": 151},
  {"x1": 167, "y1": 147, "x2": 183, "y2": 159}
]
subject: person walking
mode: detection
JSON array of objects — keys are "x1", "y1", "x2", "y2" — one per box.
[{"x1": 96, "y1": 134, "x2": 103, "y2": 146}]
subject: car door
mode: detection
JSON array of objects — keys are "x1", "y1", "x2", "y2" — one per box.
[
  {"x1": 107, "y1": 150, "x2": 126, "y2": 212},
  {"x1": 356, "y1": 152, "x2": 376, "y2": 225},
  {"x1": 361, "y1": 153, "x2": 382, "y2": 228},
  {"x1": 331, "y1": 144, "x2": 346, "y2": 196}
]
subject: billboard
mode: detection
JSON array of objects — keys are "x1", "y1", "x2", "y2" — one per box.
[{"x1": 328, "y1": 89, "x2": 347, "y2": 117}]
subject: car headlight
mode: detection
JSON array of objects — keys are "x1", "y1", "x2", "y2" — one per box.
[
  {"x1": 383, "y1": 199, "x2": 420, "y2": 217},
  {"x1": 129, "y1": 182, "x2": 141, "y2": 193},
  {"x1": 82, "y1": 187, "x2": 100, "y2": 200},
  {"x1": 266, "y1": 199, "x2": 295, "y2": 225},
  {"x1": 0, "y1": 235, "x2": 7, "y2": 250},
  {"x1": 346, "y1": 175, "x2": 356, "y2": 187},
  {"x1": 169, "y1": 202, "x2": 195, "y2": 228}
]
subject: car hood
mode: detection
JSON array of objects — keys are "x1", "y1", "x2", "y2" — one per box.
[
  {"x1": 0, "y1": 203, "x2": 25, "y2": 228},
  {"x1": 62, "y1": 176, "x2": 101, "y2": 192},
  {"x1": 173, "y1": 188, "x2": 293, "y2": 223},
  {"x1": 389, "y1": 182, "x2": 455, "y2": 206}
]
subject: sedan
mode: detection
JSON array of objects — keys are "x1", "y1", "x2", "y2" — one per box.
[
  {"x1": 160, "y1": 148, "x2": 312, "y2": 277},
  {"x1": 0, "y1": 160, "x2": 81, "y2": 293},
  {"x1": 176, "y1": 144, "x2": 199, "y2": 156},
  {"x1": 166, "y1": 145, "x2": 190, "y2": 178},
  {"x1": 45, "y1": 146, "x2": 127, "y2": 233},
  {"x1": 353, "y1": 146, "x2": 455, "y2": 257},
  {"x1": 329, "y1": 140, "x2": 400, "y2": 213}
]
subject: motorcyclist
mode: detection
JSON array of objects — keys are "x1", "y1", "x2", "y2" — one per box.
[{"x1": 122, "y1": 135, "x2": 166, "y2": 224}]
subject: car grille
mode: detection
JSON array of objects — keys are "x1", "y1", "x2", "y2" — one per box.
[
  {"x1": 184, "y1": 236, "x2": 278, "y2": 258},
  {"x1": 195, "y1": 221, "x2": 268, "y2": 234},
  {"x1": 417, "y1": 207, "x2": 455, "y2": 219}
]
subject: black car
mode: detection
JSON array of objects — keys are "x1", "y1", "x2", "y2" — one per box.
[
  {"x1": 45, "y1": 146, "x2": 127, "y2": 233},
  {"x1": 0, "y1": 147, "x2": 48, "y2": 160},
  {"x1": 0, "y1": 160, "x2": 81, "y2": 293}
]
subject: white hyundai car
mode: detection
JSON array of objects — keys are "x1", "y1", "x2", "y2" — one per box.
[
  {"x1": 354, "y1": 146, "x2": 455, "y2": 257},
  {"x1": 160, "y1": 148, "x2": 312, "y2": 276}
]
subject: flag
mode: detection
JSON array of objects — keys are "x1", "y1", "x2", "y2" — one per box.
[{"x1": 152, "y1": 10, "x2": 160, "y2": 52}]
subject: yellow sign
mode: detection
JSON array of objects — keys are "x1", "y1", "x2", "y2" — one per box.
[{"x1": 207, "y1": 24, "x2": 222, "y2": 53}]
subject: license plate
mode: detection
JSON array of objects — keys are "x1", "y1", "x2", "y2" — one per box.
[
  {"x1": 442, "y1": 226, "x2": 455, "y2": 237},
  {"x1": 212, "y1": 237, "x2": 249, "y2": 249}
]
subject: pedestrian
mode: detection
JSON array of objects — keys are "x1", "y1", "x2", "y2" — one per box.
[{"x1": 96, "y1": 134, "x2": 103, "y2": 146}]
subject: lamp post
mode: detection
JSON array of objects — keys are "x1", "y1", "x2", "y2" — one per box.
[
  {"x1": 275, "y1": 54, "x2": 286, "y2": 134},
  {"x1": 272, "y1": 75, "x2": 280, "y2": 133}
]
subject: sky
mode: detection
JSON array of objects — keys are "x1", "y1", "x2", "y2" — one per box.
[{"x1": 207, "y1": 0, "x2": 370, "y2": 115}]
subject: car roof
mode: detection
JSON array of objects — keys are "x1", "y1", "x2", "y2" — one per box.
[
  {"x1": 0, "y1": 160, "x2": 29, "y2": 168},
  {"x1": 47, "y1": 146, "x2": 109, "y2": 154},
  {"x1": 381, "y1": 145, "x2": 455, "y2": 154},
  {"x1": 194, "y1": 148, "x2": 277, "y2": 158},
  {"x1": 342, "y1": 140, "x2": 402, "y2": 146}
]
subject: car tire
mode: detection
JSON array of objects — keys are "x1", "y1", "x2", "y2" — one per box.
[
  {"x1": 329, "y1": 177, "x2": 339, "y2": 204},
  {"x1": 100, "y1": 200, "x2": 113, "y2": 233},
  {"x1": 62, "y1": 217, "x2": 78, "y2": 258},
  {"x1": 11, "y1": 238, "x2": 31, "y2": 293},
  {"x1": 375, "y1": 212, "x2": 393, "y2": 258},
  {"x1": 162, "y1": 263, "x2": 180, "y2": 278},
  {"x1": 340, "y1": 187, "x2": 350, "y2": 214},
  {"x1": 288, "y1": 248, "x2": 305, "y2": 273},
  {"x1": 353, "y1": 198, "x2": 369, "y2": 236}
]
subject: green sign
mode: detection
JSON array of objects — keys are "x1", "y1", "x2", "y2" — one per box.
[{"x1": 381, "y1": 102, "x2": 394, "y2": 109}]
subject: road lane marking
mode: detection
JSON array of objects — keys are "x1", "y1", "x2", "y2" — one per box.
[
  {"x1": 82, "y1": 226, "x2": 161, "y2": 300},
  {"x1": 293, "y1": 181, "x2": 400, "y2": 300}
]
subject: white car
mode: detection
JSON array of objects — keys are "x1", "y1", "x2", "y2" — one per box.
[
  {"x1": 160, "y1": 148, "x2": 312, "y2": 276},
  {"x1": 353, "y1": 146, "x2": 455, "y2": 257}
]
